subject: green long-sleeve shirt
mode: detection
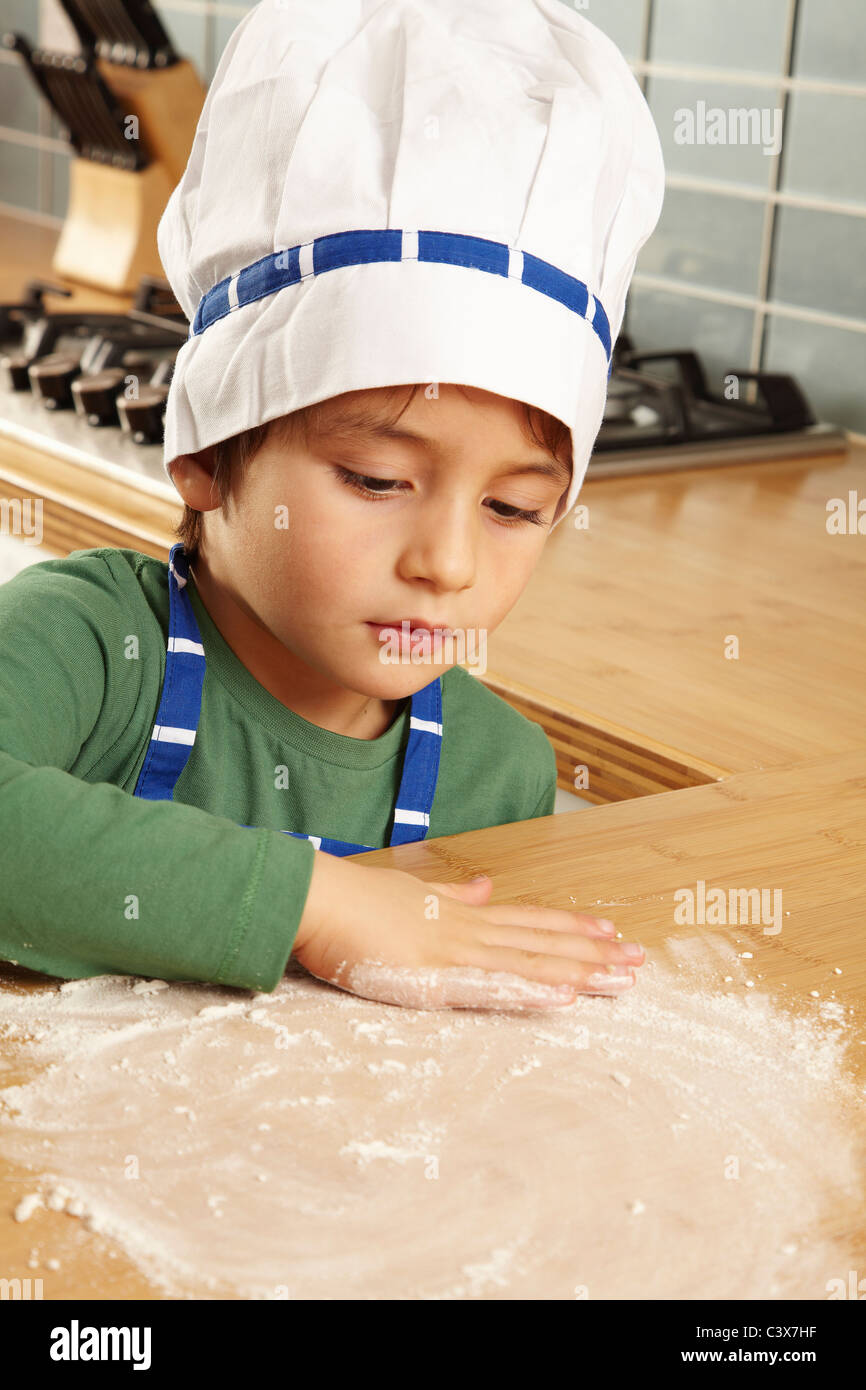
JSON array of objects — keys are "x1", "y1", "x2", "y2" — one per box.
[{"x1": 0, "y1": 547, "x2": 557, "y2": 992}]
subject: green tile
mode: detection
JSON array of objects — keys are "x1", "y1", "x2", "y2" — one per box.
[
  {"x1": 764, "y1": 313, "x2": 866, "y2": 433},
  {"x1": 648, "y1": 76, "x2": 785, "y2": 189},
  {"x1": 562, "y1": 0, "x2": 647, "y2": 61},
  {"x1": 781, "y1": 90, "x2": 866, "y2": 204},
  {"x1": 794, "y1": 0, "x2": 866, "y2": 83},
  {"x1": 650, "y1": 0, "x2": 790, "y2": 72},
  {"x1": 771, "y1": 206, "x2": 866, "y2": 321},
  {"x1": 636, "y1": 186, "x2": 766, "y2": 297}
]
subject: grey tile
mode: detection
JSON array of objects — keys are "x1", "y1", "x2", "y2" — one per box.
[
  {"x1": 781, "y1": 90, "x2": 866, "y2": 204},
  {"x1": 211, "y1": 12, "x2": 250, "y2": 84},
  {"x1": 0, "y1": 136, "x2": 40, "y2": 212},
  {"x1": 649, "y1": 0, "x2": 790, "y2": 72},
  {"x1": 771, "y1": 206, "x2": 866, "y2": 321},
  {"x1": 794, "y1": 0, "x2": 866, "y2": 83},
  {"x1": 647, "y1": 76, "x2": 784, "y2": 189},
  {"x1": 635, "y1": 185, "x2": 766, "y2": 296},
  {"x1": 153, "y1": 4, "x2": 208, "y2": 84},
  {"x1": 1, "y1": 0, "x2": 42, "y2": 36},
  {"x1": 563, "y1": 0, "x2": 647, "y2": 61},
  {"x1": 48, "y1": 146, "x2": 68, "y2": 218},
  {"x1": 48, "y1": 104, "x2": 67, "y2": 143},
  {"x1": 625, "y1": 287, "x2": 756, "y2": 395},
  {"x1": 764, "y1": 314, "x2": 866, "y2": 433},
  {"x1": 0, "y1": 55, "x2": 39, "y2": 133}
]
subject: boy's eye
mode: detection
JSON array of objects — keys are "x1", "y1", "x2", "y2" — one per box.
[
  {"x1": 332, "y1": 466, "x2": 547, "y2": 527},
  {"x1": 335, "y1": 467, "x2": 402, "y2": 496}
]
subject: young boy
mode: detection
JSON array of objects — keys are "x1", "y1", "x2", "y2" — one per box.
[{"x1": 0, "y1": 0, "x2": 664, "y2": 1011}]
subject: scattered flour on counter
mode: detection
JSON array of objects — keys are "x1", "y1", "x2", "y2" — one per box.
[
  {"x1": 0, "y1": 935, "x2": 864, "y2": 1300},
  {"x1": 13, "y1": 1192, "x2": 42, "y2": 1222}
]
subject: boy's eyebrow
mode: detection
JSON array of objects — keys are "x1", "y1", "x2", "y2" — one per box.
[{"x1": 313, "y1": 417, "x2": 572, "y2": 487}]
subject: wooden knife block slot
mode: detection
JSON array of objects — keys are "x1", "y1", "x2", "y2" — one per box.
[
  {"x1": 52, "y1": 159, "x2": 174, "y2": 293},
  {"x1": 93, "y1": 57, "x2": 206, "y2": 187},
  {"x1": 50, "y1": 58, "x2": 206, "y2": 295}
]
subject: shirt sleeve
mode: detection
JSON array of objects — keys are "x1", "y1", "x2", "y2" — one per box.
[
  {"x1": 526, "y1": 724, "x2": 558, "y2": 819},
  {"x1": 0, "y1": 557, "x2": 316, "y2": 993}
]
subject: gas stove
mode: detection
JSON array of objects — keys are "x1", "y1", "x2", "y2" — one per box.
[
  {"x1": 0, "y1": 276, "x2": 185, "y2": 500},
  {"x1": 589, "y1": 331, "x2": 847, "y2": 475},
  {"x1": 0, "y1": 276, "x2": 848, "y2": 494}
]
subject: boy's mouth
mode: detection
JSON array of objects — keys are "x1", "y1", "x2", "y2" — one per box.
[{"x1": 366, "y1": 619, "x2": 452, "y2": 636}]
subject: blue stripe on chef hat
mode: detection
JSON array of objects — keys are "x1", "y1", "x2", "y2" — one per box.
[{"x1": 189, "y1": 227, "x2": 612, "y2": 368}]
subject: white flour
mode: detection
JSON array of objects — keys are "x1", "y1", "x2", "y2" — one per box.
[{"x1": 0, "y1": 932, "x2": 863, "y2": 1300}]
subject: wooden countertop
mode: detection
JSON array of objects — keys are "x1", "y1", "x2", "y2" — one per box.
[
  {"x1": 2, "y1": 746, "x2": 864, "y2": 1298},
  {"x1": 0, "y1": 214, "x2": 133, "y2": 314},
  {"x1": 488, "y1": 443, "x2": 866, "y2": 798}
]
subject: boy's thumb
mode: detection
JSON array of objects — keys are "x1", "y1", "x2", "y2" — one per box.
[{"x1": 430, "y1": 874, "x2": 492, "y2": 902}]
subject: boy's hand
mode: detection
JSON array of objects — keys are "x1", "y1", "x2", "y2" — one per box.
[{"x1": 292, "y1": 853, "x2": 644, "y2": 1011}]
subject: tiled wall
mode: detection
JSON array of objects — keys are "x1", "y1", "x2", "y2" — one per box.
[
  {"x1": 1, "y1": 0, "x2": 864, "y2": 433},
  {"x1": 578, "y1": 0, "x2": 866, "y2": 436},
  {"x1": 0, "y1": 0, "x2": 254, "y2": 222}
]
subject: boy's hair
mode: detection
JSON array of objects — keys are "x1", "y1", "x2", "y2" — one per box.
[{"x1": 172, "y1": 383, "x2": 572, "y2": 559}]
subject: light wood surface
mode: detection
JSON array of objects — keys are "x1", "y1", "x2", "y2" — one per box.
[
  {"x1": 52, "y1": 158, "x2": 175, "y2": 293},
  {"x1": 1, "y1": 746, "x2": 863, "y2": 1298},
  {"x1": 488, "y1": 446, "x2": 866, "y2": 796},
  {"x1": 0, "y1": 215, "x2": 133, "y2": 312},
  {"x1": 0, "y1": 431, "x2": 177, "y2": 557},
  {"x1": 95, "y1": 58, "x2": 206, "y2": 188}
]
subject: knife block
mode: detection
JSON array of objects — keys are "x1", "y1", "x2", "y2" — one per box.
[
  {"x1": 50, "y1": 58, "x2": 206, "y2": 294},
  {"x1": 52, "y1": 157, "x2": 174, "y2": 293},
  {"x1": 94, "y1": 57, "x2": 206, "y2": 187}
]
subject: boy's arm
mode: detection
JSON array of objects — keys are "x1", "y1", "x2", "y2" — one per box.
[
  {"x1": 0, "y1": 751, "x2": 315, "y2": 991},
  {"x1": 0, "y1": 557, "x2": 315, "y2": 992},
  {"x1": 527, "y1": 725, "x2": 558, "y2": 819}
]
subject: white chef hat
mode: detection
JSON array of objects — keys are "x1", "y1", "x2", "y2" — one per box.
[{"x1": 157, "y1": 0, "x2": 665, "y2": 528}]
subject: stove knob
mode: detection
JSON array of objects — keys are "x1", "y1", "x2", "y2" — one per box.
[
  {"x1": 71, "y1": 368, "x2": 127, "y2": 426},
  {"x1": 117, "y1": 384, "x2": 169, "y2": 445},
  {"x1": 27, "y1": 353, "x2": 81, "y2": 409},
  {"x1": 121, "y1": 351, "x2": 156, "y2": 379},
  {"x1": 1, "y1": 352, "x2": 37, "y2": 391}
]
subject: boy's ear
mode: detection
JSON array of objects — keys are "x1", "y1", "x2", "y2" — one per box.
[{"x1": 168, "y1": 447, "x2": 220, "y2": 511}]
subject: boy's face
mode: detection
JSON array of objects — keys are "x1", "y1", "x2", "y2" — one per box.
[{"x1": 171, "y1": 384, "x2": 570, "y2": 706}]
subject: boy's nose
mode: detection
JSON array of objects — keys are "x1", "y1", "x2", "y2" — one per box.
[{"x1": 398, "y1": 516, "x2": 479, "y2": 593}]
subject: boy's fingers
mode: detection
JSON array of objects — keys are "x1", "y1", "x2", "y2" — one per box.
[
  {"x1": 480, "y1": 903, "x2": 617, "y2": 936},
  {"x1": 425, "y1": 969, "x2": 578, "y2": 1012},
  {"x1": 420, "y1": 882, "x2": 617, "y2": 941},
  {"x1": 474, "y1": 923, "x2": 643, "y2": 968},
  {"x1": 461, "y1": 942, "x2": 638, "y2": 993}
]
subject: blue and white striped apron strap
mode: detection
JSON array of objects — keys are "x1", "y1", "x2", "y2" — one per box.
[
  {"x1": 240, "y1": 676, "x2": 443, "y2": 855},
  {"x1": 238, "y1": 824, "x2": 375, "y2": 857},
  {"x1": 133, "y1": 542, "x2": 206, "y2": 801},
  {"x1": 389, "y1": 675, "x2": 443, "y2": 847}
]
